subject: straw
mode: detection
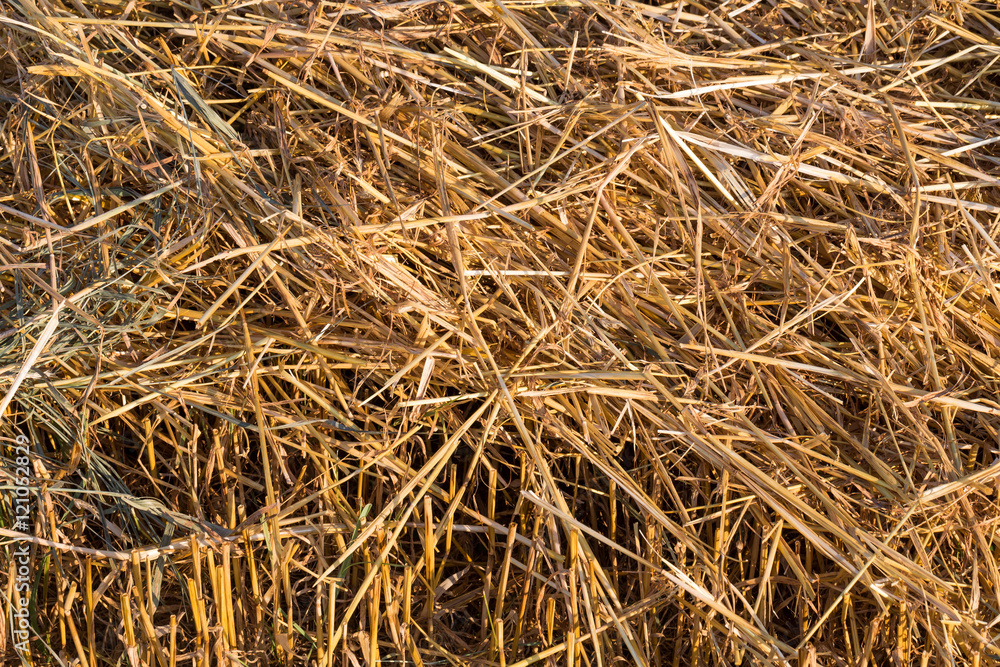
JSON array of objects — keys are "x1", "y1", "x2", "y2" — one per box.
[{"x1": 2, "y1": 0, "x2": 1000, "y2": 665}]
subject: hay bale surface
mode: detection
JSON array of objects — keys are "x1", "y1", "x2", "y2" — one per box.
[{"x1": 1, "y1": 0, "x2": 999, "y2": 664}]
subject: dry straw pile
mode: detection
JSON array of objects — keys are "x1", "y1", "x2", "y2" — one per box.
[{"x1": 2, "y1": 0, "x2": 1000, "y2": 664}]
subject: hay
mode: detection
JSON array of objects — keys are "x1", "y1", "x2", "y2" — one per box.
[{"x1": 1, "y1": 0, "x2": 1000, "y2": 664}]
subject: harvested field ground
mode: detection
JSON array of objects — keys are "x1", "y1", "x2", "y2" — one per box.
[{"x1": 2, "y1": 0, "x2": 1000, "y2": 665}]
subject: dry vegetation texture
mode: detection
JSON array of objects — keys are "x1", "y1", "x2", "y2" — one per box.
[{"x1": 7, "y1": 0, "x2": 1000, "y2": 665}]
